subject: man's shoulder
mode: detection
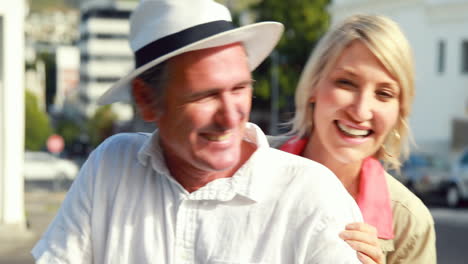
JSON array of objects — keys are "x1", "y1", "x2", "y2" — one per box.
[
  {"x1": 254, "y1": 147, "x2": 362, "y2": 217},
  {"x1": 254, "y1": 146, "x2": 344, "y2": 192},
  {"x1": 95, "y1": 132, "x2": 152, "y2": 154},
  {"x1": 266, "y1": 135, "x2": 291, "y2": 149},
  {"x1": 259, "y1": 146, "x2": 329, "y2": 173},
  {"x1": 85, "y1": 132, "x2": 153, "y2": 168}
]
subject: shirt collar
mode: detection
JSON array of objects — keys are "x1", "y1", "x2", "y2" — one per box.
[
  {"x1": 357, "y1": 157, "x2": 394, "y2": 239},
  {"x1": 279, "y1": 137, "x2": 394, "y2": 239},
  {"x1": 137, "y1": 122, "x2": 270, "y2": 202}
]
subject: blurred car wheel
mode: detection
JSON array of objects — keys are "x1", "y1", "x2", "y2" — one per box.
[{"x1": 446, "y1": 185, "x2": 460, "y2": 208}]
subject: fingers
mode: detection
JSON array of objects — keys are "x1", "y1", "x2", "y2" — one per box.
[
  {"x1": 345, "y1": 240, "x2": 384, "y2": 264},
  {"x1": 340, "y1": 230, "x2": 376, "y2": 246},
  {"x1": 339, "y1": 222, "x2": 384, "y2": 264},
  {"x1": 346, "y1": 222, "x2": 378, "y2": 236},
  {"x1": 340, "y1": 222, "x2": 379, "y2": 245},
  {"x1": 357, "y1": 251, "x2": 376, "y2": 264}
]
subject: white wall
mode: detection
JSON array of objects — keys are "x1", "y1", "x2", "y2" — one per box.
[
  {"x1": 0, "y1": 1, "x2": 26, "y2": 231},
  {"x1": 55, "y1": 46, "x2": 80, "y2": 111},
  {"x1": 328, "y1": 0, "x2": 468, "y2": 154}
]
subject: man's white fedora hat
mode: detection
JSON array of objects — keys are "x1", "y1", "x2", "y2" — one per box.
[{"x1": 98, "y1": 0, "x2": 284, "y2": 105}]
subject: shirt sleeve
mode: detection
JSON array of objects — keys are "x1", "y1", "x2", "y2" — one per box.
[
  {"x1": 387, "y1": 198, "x2": 437, "y2": 264},
  {"x1": 303, "y1": 216, "x2": 362, "y2": 264},
  {"x1": 387, "y1": 209, "x2": 437, "y2": 264},
  {"x1": 290, "y1": 163, "x2": 364, "y2": 263},
  {"x1": 297, "y1": 170, "x2": 364, "y2": 263},
  {"x1": 31, "y1": 151, "x2": 98, "y2": 264}
]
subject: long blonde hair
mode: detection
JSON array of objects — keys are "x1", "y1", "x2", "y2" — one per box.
[{"x1": 287, "y1": 14, "x2": 414, "y2": 171}]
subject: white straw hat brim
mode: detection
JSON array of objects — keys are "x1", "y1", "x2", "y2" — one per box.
[{"x1": 97, "y1": 21, "x2": 284, "y2": 105}]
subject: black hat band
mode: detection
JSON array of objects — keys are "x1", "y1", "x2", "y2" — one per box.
[{"x1": 135, "y1": 20, "x2": 235, "y2": 68}]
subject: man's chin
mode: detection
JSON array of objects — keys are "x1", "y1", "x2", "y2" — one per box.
[{"x1": 201, "y1": 156, "x2": 240, "y2": 172}]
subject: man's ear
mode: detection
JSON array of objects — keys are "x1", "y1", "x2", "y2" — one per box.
[
  {"x1": 308, "y1": 94, "x2": 316, "y2": 103},
  {"x1": 132, "y1": 78, "x2": 159, "y2": 122}
]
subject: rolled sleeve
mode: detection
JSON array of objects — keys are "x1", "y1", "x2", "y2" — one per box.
[{"x1": 31, "y1": 153, "x2": 97, "y2": 263}]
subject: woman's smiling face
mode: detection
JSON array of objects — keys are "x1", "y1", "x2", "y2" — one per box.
[{"x1": 309, "y1": 40, "x2": 400, "y2": 165}]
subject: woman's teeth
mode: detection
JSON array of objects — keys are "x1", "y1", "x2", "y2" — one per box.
[
  {"x1": 205, "y1": 133, "x2": 231, "y2": 141},
  {"x1": 336, "y1": 122, "x2": 370, "y2": 137}
]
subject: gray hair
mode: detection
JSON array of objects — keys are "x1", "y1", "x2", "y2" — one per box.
[{"x1": 134, "y1": 61, "x2": 170, "y2": 111}]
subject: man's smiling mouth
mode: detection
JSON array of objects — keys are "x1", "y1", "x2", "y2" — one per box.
[{"x1": 203, "y1": 133, "x2": 232, "y2": 141}]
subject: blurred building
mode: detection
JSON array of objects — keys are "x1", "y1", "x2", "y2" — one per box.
[
  {"x1": 0, "y1": 1, "x2": 27, "y2": 234},
  {"x1": 67, "y1": 0, "x2": 119, "y2": 9},
  {"x1": 25, "y1": 9, "x2": 79, "y2": 47},
  {"x1": 329, "y1": 0, "x2": 468, "y2": 154},
  {"x1": 24, "y1": 7, "x2": 79, "y2": 110},
  {"x1": 54, "y1": 46, "x2": 80, "y2": 113},
  {"x1": 76, "y1": 1, "x2": 135, "y2": 121}
]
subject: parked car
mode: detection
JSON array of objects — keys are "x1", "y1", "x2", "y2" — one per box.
[
  {"x1": 442, "y1": 148, "x2": 468, "y2": 207},
  {"x1": 23, "y1": 151, "x2": 79, "y2": 181},
  {"x1": 400, "y1": 153, "x2": 452, "y2": 201}
]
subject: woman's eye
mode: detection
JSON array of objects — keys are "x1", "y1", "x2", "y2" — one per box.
[
  {"x1": 335, "y1": 79, "x2": 355, "y2": 87},
  {"x1": 376, "y1": 90, "x2": 395, "y2": 99}
]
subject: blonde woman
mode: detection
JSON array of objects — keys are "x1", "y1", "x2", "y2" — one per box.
[{"x1": 271, "y1": 15, "x2": 436, "y2": 263}]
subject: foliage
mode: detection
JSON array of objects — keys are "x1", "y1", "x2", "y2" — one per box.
[
  {"x1": 216, "y1": 0, "x2": 261, "y2": 12},
  {"x1": 55, "y1": 117, "x2": 81, "y2": 147},
  {"x1": 25, "y1": 90, "x2": 53, "y2": 151},
  {"x1": 87, "y1": 105, "x2": 117, "y2": 148},
  {"x1": 29, "y1": 0, "x2": 69, "y2": 12},
  {"x1": 250, "y1": 0, "x2": 330, "y2": 110}
]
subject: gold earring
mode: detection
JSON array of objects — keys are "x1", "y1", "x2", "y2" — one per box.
[
  {"x1": 394, "y1": 130, "x2": 401, "y2": 140},
  {"x1": 400, "y1": 117, "x2": 409, "y2": 128},
  {"x1": 381, "y1": 145, "x2": 393, "y2": 157}
]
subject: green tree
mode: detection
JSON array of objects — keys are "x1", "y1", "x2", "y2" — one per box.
[
  {"x1": 87, "y1": 105, "x2": 117, "y2": 148},
  {"x1": 250, "y1": 0, "x2": 330, "y2": 110},
  {"x1": 25, "y1": 90, "x2": 53, "y2": 150},
  {"x1": 56, "y1": 117, "x2": 81, "y2": 147}
]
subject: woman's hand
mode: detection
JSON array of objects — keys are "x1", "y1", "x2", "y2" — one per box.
[{"x1": 339, "y1": 222, "x2": 384, "y2": 264}]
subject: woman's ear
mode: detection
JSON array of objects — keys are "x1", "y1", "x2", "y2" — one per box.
[{"x1": 132, "y1": 78, "x2": 159, "y2": 122}]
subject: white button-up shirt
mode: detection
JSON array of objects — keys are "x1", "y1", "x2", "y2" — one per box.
[{"x1": 32, "y1": 123, "x2": 363, "y2": 263}]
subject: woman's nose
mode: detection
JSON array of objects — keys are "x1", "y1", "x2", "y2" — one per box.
[{"x1": 347, "y1": 91, "x2": 374, "y2": 122}]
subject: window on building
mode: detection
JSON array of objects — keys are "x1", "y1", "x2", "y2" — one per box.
[
  {"x1": 462, "y1": 40, "x2": 468, "y2": 74},
  {"x1": 437, "y1": 40, "x2": 445, "y2": 74}
]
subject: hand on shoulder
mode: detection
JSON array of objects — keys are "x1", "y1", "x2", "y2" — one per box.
[{"x1": 340, "y1": 222, "x2": 385, "y2": 264}]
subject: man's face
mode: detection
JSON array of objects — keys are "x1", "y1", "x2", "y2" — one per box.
[{"x1": 156, "y1": 43, "x2": 253, "y2": 177}]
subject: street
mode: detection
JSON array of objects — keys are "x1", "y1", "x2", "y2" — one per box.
[{"x1": 431, "y1": 206, "x2": 468, "y2": 264}]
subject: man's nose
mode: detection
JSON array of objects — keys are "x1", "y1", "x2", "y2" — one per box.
[{"x1": 215, "y1": 95, "x2": 243, "y2": 129}]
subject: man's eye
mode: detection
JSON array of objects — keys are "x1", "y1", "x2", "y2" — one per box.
[
  {"x1": 232, "y1": 86, "x2": 247, "y2": 93},
  {"x1": 189, "y1": 92, "x2": 216, "y2": 103}
]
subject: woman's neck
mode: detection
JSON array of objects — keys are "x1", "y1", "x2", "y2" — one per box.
[{"x1": 303, "y1": 136, "x2": 362, "y2": 199}]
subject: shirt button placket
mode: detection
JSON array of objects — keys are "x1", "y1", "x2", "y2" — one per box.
[{"x1": 175, "y1": 199, "x2": 197, "y2": 264}]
